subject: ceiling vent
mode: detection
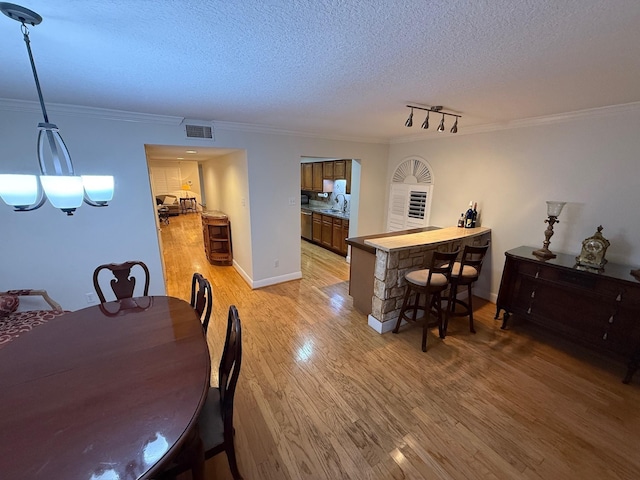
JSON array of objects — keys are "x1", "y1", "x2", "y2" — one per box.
[{"x1": 185, "y1": 124, "x2": 213, "y2": 139}]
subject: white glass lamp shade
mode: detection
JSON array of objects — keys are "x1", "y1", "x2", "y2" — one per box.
[
  {"x1": 40, "y1": 175, "x2": 84, "y2": 209},
  {"x1": 0, "y1": 174, "x2": 39, "y2": 207},
  {"x1": 82, "y1": 175, "x2": 114, "y2": 203},
  {"x1": 546, "y1": 201, "x2": 566, "y2": 217}
]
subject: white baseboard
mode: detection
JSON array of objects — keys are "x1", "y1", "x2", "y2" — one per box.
[
  {"x1": 232, "y1": 260, "x2": 303, "y2": 289},
  {"x1": 252, "y1": 271, "x2": 302, "y2": 289}
]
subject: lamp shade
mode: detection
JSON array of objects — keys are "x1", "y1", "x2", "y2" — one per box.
[
  {"x1": 546, "y1": 201, "x2": 566, "y2": 217},
  {"x1": 0, "y1": 174, "x2": 39, "y2": 207},
  {"x1": 82, "y1": 175, "x2": 114, "y2": 203},
  {"x1": 40, "y1": 175, "x2": 84, "y2": 209}
]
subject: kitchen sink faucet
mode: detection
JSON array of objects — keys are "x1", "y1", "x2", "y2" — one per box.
[{"x1": 335, "y1": 194, "x2": 347, "y2": 213}]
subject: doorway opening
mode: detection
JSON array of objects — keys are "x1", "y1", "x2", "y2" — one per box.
[{"x1": 299, "y1": 156, "x2": 361, "y2": 264}]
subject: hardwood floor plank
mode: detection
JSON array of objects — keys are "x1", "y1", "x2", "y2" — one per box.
[{"x1": 162, "y1": 214, "x2": 640, "y2": 480}]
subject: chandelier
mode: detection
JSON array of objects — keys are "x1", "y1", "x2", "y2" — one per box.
[{"x1": 0, "y1": 3, "x2": 114, "y2": 215}]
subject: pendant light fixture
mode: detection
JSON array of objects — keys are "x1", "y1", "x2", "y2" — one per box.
[
  {"x1": 0, "y1": 3, "x2": 114, "y2": 215},
  {"x1": 404, "y1": 104, "x2": 461, "y2": 134}
]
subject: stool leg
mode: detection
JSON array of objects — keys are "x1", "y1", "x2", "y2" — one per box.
[
  {"x1": 421, "y1": 293, "x2": 431, "y2": 352},
  {"x1": 444, "y1": 282, "x2": 458, "y2": 337},
  {"x1": 435, "y1": 292, "x2": 446, "y2": 339},
  {"x1": 393, "y1": 286, "x2": 413, "y2": 333},
  {"x1": 467, "y1": 283, "x2": 476, "y2": 333}
]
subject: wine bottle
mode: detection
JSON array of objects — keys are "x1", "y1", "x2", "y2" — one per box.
[
  {"x1": 457, "y1": 213, "x2": 465, "y2": 228},
  {"x1": 471, "y1": 202, "x2": 478, "y2": 228},
  {"x1": 464, "y1": 201, "x2": 474, "y2": 228}
]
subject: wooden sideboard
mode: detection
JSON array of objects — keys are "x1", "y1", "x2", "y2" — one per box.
[{"x1": 495, "y1": 246, "x2": 640, "y2": 383}]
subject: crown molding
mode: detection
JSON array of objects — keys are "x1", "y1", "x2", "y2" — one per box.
[
  {"x1": 4, "y1": 97, "x2": 638, "y2": 145},
  {"x1": 390, "y1": 101, "x2": 640, "y2": 144},
  {"x1": 0, "y1": 98, "x2": 184, "y2": 125},
  {"x1": 212, "y1": 120, "x2": 387, "y2": 144},
  {"x1": 0, "y1": 97, "x2": 387, "y2": 143}
]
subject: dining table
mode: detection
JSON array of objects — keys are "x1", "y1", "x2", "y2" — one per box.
[{"x1": 0, "y1": 296, "x2": 211, "y2": 480}]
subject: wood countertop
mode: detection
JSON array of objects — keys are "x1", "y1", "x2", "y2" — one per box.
[{"x1": 363, "y1": 226, "x2": 491, "y2": 252}]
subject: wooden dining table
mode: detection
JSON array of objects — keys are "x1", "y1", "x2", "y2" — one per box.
[{"x1": 0, "y1": 296, "x2": 211, "y2": 480}]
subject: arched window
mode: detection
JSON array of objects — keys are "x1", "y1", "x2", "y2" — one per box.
[{"x1": 386, "y1": 157, "x2": 434, "y2": 232}]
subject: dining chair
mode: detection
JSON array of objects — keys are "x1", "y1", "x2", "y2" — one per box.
[
  {"x1": 444, "y1": 243, "x2": 490, "y2": 337},
  {"x1": 190, "y1": 273, "x2": 213, "y2": 332},
  {"x1": 392, "y1": 250, "x2": 459, "y2": 352},
  {"x1": 156, "y1": 304, "x2": 243, "y2": 480},
  {"x1": 92, "y1": 261, "x2": 150, "y2": 303}
]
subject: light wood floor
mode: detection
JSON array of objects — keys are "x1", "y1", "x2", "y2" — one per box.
[{"x1": 161, "y1": 214, "x2": 640, "y2": 480}]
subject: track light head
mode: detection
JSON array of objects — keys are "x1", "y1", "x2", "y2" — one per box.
[
  {"x1": 405, "y1": 108, "x2": 414, "y2": 127},
  {"x1": 437, "y1": 114, "x2": 445, "y2": 132},
  {"x1": 421, "y1": 111, "x2": 429, "y2": 129},
  {"x1": 450, "y1": 117, "x2": 458, "y2": 134}
]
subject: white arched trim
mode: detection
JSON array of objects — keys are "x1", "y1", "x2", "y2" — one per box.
[{"x1": 387, "y1": 157, "x2": 434, "y2": 232}]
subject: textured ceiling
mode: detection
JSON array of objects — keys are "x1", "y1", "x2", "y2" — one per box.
[{"x1": 1, "y1": 0, "x2": 639, "y2": 142}]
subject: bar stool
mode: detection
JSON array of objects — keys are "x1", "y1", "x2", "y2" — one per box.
[
  {"x1": 444, "y1": 243, "x2": 490, "y2": 337},
  {"x1": 392, "y1": 250, "x2": 459, "y2": 352}
]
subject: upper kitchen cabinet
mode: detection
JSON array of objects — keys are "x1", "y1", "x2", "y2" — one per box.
[
  {"x1": 301, "y1": 159, "x2": 352, "y2": 193},
  {"x1": 301, "y1": 163, "x2": 313, "y2": 190},
  {"x1": 333, "y1": 160, "x2": 346, "y2": 180},
  {"x1": 323, "y1": 161, "x2": 334, "y2": 180},
  {"x1": 312, "y1": 163, "x2": 323, "y2": 191}
]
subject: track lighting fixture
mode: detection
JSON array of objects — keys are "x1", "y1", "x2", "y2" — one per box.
[
  {"x1": 404, "y1": 107, "x2": 414, "y2": 127},
  {"x1": 404, "y1": 105, "x2": 461, "y2": 133}
]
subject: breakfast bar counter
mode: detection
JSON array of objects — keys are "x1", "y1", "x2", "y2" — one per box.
[{"x1": 347, "y1": 226, "x2": 491, "y2": 333}]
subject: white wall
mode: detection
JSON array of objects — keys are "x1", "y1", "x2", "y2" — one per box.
[
  {"x1": 200, "y1": 150, "x2": 253, "y2": 281},
  {"x1": 210, "y1": 129, "x2": 389, "y2": 287},
  {"x1": 0, "y1": 101, "x2": 389, "y2": 309},
  {"x1": 388, "y1": 104, "x2": 640, "y2": 302}
]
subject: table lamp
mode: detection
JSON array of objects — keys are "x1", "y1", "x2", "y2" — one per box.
[
  {"x1": 532, "y1": 201, "x2": 566, "y2": 259},
  {"x1": 181, "y1": 182, "x2": 191, "y2": 197}
]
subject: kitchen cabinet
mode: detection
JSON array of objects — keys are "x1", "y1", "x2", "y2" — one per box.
[
  {"x1": 341, "y1": 219, "x2": 350, "y2": 256},
  {"x1": 334, "y1": 160, "x2": 346, "y2": 180},
  {"x1": 301, "y1": 163, "x2": 313, "y2": 190},
  {"x1": 323, "y1": 161, "x2": 334, "y2": 180},
  {"x1": 312, "y1": 163, "x2": 323, "y2": 191},
  {"x1": 496, "y1": 246, "x2": 640, "y2": 383},
  {"x1": 312, "y1": 213, "x2": 322, "y2": 243},
  {"x1": 321, "y1": 215, "x2": 333, "y2": 248},
  {"x1": 331, "y1": 217, "x2": 342, "y2": 251},
  {"x1": 330, "y1": 217, "x2": 350, "y2": 256},
  {"x1": 309, "y1": 211, "x2": 349, "y2": 256},
  {"x1": 301, "y1": 159, "x2": 351, "y2": 193}
]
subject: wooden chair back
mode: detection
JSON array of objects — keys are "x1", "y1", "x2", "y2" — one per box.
[
  {"x1": 190, "y1": 273, "x2": 213, "y2": 332},
  {"x1": 92, "y1": 261, "x2": 150, "y2": 303},
  {"x1": 428, "y1": 250, "x2": 459, "y2": 284},
  {"x1": 458, "y1": 243, "x2": 490, "y2": 282}
]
